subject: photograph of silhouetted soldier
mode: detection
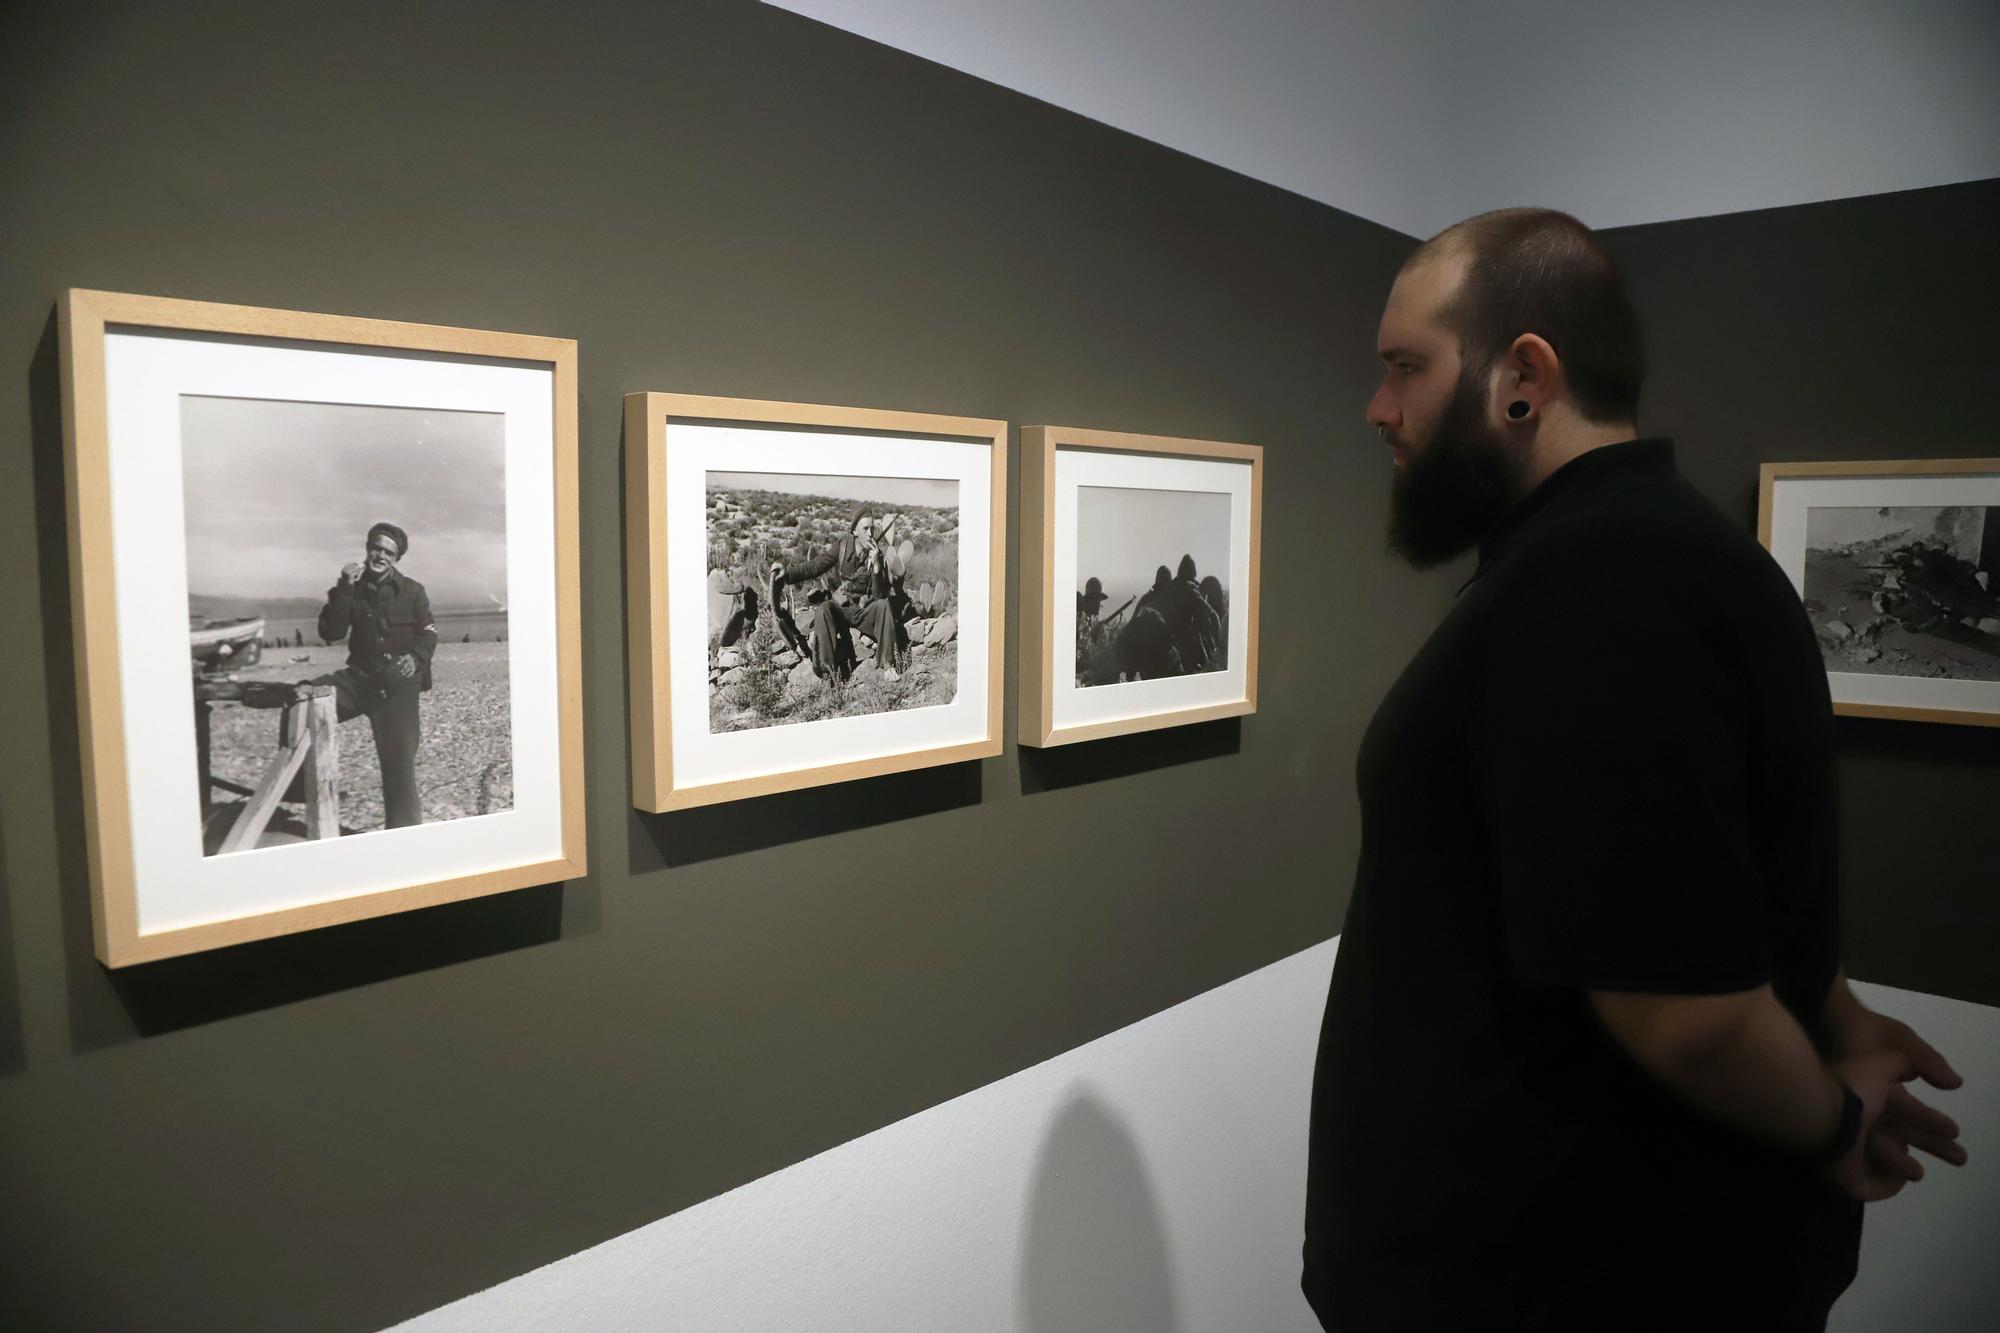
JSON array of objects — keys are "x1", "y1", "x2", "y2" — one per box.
[
  {"x1": 1073, "y1": 484, "x2": 1233, "y2": 686},
  {"x1": 1077, "y1": 575, "x2": 1112, "y2": 626},
  {"x1": 311, "y1": 520, "x2": 436, "y2": 828}
]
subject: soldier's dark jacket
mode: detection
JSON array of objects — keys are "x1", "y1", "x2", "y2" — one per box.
[
  {"x1": 319, "y1": 567, "x2": 438, "y2": 690},
  {"x1": 780, "y1": 532, "x2": 888, "y2": 605}
]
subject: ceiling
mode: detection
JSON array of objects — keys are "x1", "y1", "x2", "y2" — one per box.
[{"x1": 766, "y1": 0, "x2": 2000, "y2": 237}]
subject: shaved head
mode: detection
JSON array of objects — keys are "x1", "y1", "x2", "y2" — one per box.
[{"x1": 1403, "y1": 208, "x2": 1645, "y2": 425}]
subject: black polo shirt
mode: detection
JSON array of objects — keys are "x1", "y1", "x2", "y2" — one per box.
[{"x1": 1303, "y1": 440, "x2": 1859, "y2": 1332}]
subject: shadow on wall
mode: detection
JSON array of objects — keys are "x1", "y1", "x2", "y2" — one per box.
[
  {"x1": 1018, "y1": 717, "x2": 1240, "y2": 795},
  {"x1": 1018, "y1": 1089, "x2": 1181, "y2": 1333},
  {"x1": 0, "y1": 802, "x2": 22, "y2": 1076}
]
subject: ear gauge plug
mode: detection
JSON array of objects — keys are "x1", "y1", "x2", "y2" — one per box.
[{"x1": 1507, "y1": 400, "x2": 1530, "y2": 420}]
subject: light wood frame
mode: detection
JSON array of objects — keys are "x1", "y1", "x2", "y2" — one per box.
[
  {"x1": 1759, "y1": 457, "x2": 2000, "y2": 729},
  {"x1": 59, "y1": 289, "x2": 588, "y2": 966},
  {"x1": 625, "y1": 392, "x2": 1008, "y2": 811},
  {"x1": 1019, "y1": 424, "x2": 1262, "y2": 748}
]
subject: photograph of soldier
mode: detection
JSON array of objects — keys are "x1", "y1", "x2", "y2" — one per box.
[
  {"x1": 1073, "y1": 485, "x2": 1232, "y2": 687},
  {"x1": 1801, "y1": 505, "x2": 2000, "y2": 683},
  {"x1": 310, "y1": 521, "x2": 434, "y2": 829},
  {"x1": 778, "y1": 509, "x2": 909, "y2": 682},
  {"x1": 181, "y1": 396, "x2": 514, "y2": 854},
  {"x1": 703, "y1": 473, "x2": 961, "y2": 733}
]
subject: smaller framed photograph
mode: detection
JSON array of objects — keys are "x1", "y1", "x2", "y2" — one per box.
[
  {"x1": 625, "y1": 392, "x2": 1007, "y2": 811},
  {"x1": 60, "y1": 290, "x2": 587, "y2": 965},
  {"x1": 1760, "y1": 458, "x2": 2000, "y2": 728},
  {"x1": 1019, "y1": 424, "x2": 1261, "y2": 748}
]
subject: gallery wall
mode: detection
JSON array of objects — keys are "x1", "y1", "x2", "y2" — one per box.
[
  {"x1": 4, "y1": 3, "x2": 1994, "y2": 1330},
  {"x1": 0, "y1": 2, "x2": 1438, "y2": 1329},
  {"x1": 1603, "y1": 177, "x2": 2000, "y2": 1008}
]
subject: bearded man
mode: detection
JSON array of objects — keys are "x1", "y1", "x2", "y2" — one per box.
[{"x1": 1301, "y1": 209, "x2": 1966, "y2": 1331}]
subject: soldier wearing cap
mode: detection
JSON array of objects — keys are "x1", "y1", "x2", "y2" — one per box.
[
  {"x1": 1159, "y1": 553, "x2": 1224, "y2": 672},
  {"x1": 1077, "y1": 575, "x2": 1110, "y2": 623},
  {"x1": 311, "y1": 520, "x2": 436, "y2": 828}
]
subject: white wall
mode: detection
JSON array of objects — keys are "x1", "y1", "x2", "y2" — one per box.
[
  {"x1": 393, "y1": 939, "x2": 1336, "y2": 1332},
  {"x1": 766, "y1": 0, "x2": 2000, "y2": 235},
  {"x1": 1834, "y1": 980, "x2": 2000, "y2": 1333},
  {"x1": 392, "y1": 939, "x2": 1998, "y2": 1331},
  {"x1": 1442, "y1": 0, "x2": 2000, "y2": 231},
  {"x1": 763, "y1": 0, "x2": 1457, "y2": 240}
]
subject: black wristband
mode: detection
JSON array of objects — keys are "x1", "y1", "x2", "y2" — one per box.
[{"x1": 1808, "y1": 1077, "x2": 1864, "y2": 1164}]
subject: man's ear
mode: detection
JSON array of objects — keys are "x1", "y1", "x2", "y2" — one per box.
[
  {"x1": 1503, "y1": 333, "x2": 1561, "y2": 421},
  {"x1": 1504, "y1": 332, "x2": 1552, "y2": 394}
]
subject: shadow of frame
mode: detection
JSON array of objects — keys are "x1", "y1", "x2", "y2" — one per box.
[
  {"x1": 1018, "y1": 716, "x2": 1241, "y2": 794},
  {"x1": 628, "y1": 758, "x2": 985, "y2": 872}
]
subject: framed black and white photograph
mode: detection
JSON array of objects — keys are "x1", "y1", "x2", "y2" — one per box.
[
  {"x1": 626, "y1": 393, "x2": 1006, "y2": 810},
  {"x1": 1761, "y1": 459, "x2": 2000, "y2": 727},
  {"x1": 1020, "y1": 424, "x2": 1261, "y2": 747},
  {"x1": 702, "y1": 472, "x2": 962, "y2": 733},
  {"x1": 60, "y1": 290, "x2": 586, "y2": 965}
]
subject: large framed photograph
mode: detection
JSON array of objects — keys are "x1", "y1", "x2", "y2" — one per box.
[
  {"x1": 59, "y1": 290, "x2": 586, "y2": 966},
  {"x1": 625, "y1": 392, "x2": 1006, "y2": 810},
  {"x1": 1019, "y1": 424, "x2": 1261, "y2": 747},
  {"x1": 1760, "y1": 458, "x2": 2000, "y2": 727}
]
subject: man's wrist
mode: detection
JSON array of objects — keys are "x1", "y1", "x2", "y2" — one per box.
[{"x1": 1807, "y1": 1074, "x2": 1864, "y2": 1164}]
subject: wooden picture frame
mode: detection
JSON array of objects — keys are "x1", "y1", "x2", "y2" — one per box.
[
  {"x1": 1759, "y1": 457, "x2": 2000, "y2": 728},
  {"x1": 60, "y1": 289, "x2": 587, "y2": 966},
  {"x1": 1019, "y1": 424, "x2": 1262, "y2": 748},
  {"x1": 626, "y1": 392, "x2": 1007, "y2": 810}
]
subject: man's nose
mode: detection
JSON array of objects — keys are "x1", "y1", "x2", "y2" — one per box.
[{"x1": 1365, "y1": 386, "x2": 1398, "y2": 430}]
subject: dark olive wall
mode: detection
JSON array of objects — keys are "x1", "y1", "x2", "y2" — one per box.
[
  {"x1": 0, "y1": 3, "x2": 1434, "y2": 1329},
  {"x1": 1603, "y1": 178, "x2": 2000, "y2": 1010}
]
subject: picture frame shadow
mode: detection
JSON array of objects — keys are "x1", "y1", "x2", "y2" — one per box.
[
  {"x1": 1018, "y1": 715, "x2": 1241, "y2": 794},
  {"x1": 627, "y1": 756, "x2": 985, "y2": 872}
]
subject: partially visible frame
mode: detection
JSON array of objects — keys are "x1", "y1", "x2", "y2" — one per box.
[
  {"x1": 1020, "y1": 424, "x2": 1262, "y2": 748},
  {"x1": 61, "y1": 289, "x2": 587, "y2": 965},
  {"x1": 1760, "y1": 458, "x2": 2000, "y2": 728},
  {"x1": 626, "y1": 392, "x2": 1007, "y2": 811}
]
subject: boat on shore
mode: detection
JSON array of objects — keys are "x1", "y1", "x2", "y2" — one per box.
[{"x1": 190, "y1": 615, "x2": 265, "y2": 671}]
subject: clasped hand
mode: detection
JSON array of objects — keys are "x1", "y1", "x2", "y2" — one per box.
[{"x1": 1824, "y1": 1011, "x2": 1967, "y2": 1202}]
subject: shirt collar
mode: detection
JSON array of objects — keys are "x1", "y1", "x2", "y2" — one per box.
[{"x1": 1475, "y1": 437, "x2": 1675, "y2": 572}]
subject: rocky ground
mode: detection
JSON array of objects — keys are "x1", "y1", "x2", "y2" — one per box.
[
  {"x1": 1803, "y1": 549, "x2": 2000, "y2": 683},
  {"x1": 708, "y1": 613, "x2": 960, "y2": 732},
  {"x1": 199, "y1": 640, "x2": 514, "y2": 851}
]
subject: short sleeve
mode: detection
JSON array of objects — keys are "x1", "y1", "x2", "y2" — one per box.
[{"x1": 1474, "y1": 576, "x2": 1771, "y2": 995}]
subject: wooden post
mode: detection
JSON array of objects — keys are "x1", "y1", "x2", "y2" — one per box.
[
  {"x1": 195, "y1": 696, "x2": 212, "y2": 820},
  {"x1": 301, "y1": 686, "x2": 340, "y2": 840},
  {"x1": 217, "y1": 697, "x2": 314, "y2": 856}
]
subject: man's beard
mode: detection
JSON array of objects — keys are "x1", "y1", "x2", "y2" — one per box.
[{"x1": 1386, "y1": 368, "x2": 1525, "y2": 569}]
